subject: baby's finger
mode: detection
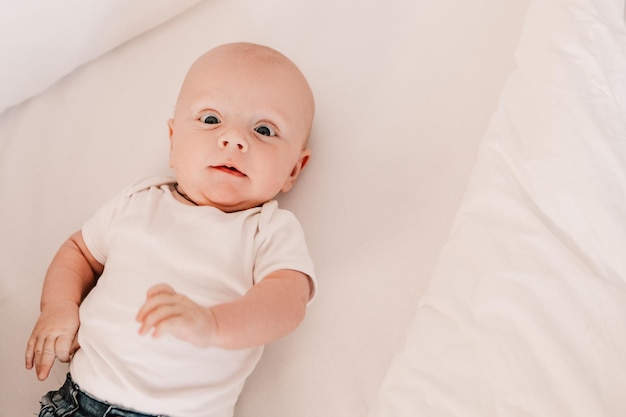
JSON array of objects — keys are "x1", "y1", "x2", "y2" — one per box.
[
  {"x1": 146, "y1": 283, "x2": 176, "y2": 298},
  {"x1": 135, "y1": 290, "x2": 178, "y2": 323},
  {"x1": 34, "y1": 336, "x2": 57, "y2": 381},
  {"x1": 136, "y1": 294, "x2": 162, "y2": 323},
  {"x1": 137, "y1": 303, "x2": 181, "y2": 336},
  {"x1": 70, "y1": 334, "x2": 81, "y2": 356},
  {"x1": 25, "y1": 335, "x2": 37, "y2": 370},
  {"x1": 55, "y1": 334, "x2": 75, "y2": 362},
  {"x1": 149, "y1": 316, "x2": 180, "y2": 340}
]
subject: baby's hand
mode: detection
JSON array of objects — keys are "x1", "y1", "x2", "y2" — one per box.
[
  {"x1": 136, "y1": 283, "x2": 218, "y2": 348},
  {"x1": 25, "y1": 301, "x2": 80, "y2": 380}
]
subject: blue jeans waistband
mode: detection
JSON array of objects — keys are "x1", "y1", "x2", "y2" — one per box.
[{"x1": 41, "y1": 373, "x2": 168, "y2": 417}]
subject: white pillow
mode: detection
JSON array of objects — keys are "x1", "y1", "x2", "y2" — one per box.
[
  {"x1": 0, "y1": 0, "x2": 203, "y2": 114},
  {"x1": 371, "y1": 0, "x2": 626, "y2": 416}
]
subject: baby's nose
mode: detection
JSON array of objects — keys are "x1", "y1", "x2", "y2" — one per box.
[{"x1": 217, "y1": 135, "x2": 249, "y2": 153}]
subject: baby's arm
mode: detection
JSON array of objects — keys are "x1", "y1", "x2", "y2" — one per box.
[
  {"x1": 136, "y1": 270, "x2": 311, "y2": 349},
  {"x1": 25, "y1": 231, "x2": 103, "y2": 380}
]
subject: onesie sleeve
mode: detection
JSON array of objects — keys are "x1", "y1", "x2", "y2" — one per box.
[
  {"x1": 253, "y1": 202, "x2": 317, "y2": 302},
  {"x1": 81, "y1": 177, "x2": 174, "y2": 264},
  {"x1": 81, "y1": 186, "x2": 133, "y2": 265}
]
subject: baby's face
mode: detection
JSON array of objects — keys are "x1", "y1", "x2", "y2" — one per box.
[{"x1": 168, "y1": 44, "x2": 314, "y2": 212}]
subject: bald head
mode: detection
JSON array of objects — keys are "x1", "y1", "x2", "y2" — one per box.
[{"x1": 176, "y1": 42, "x2": 315, "y2": 144}]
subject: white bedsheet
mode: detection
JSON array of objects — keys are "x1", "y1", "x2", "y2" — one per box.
[
  {"x1": 372, "y1": 0, "x2": 626, "y2": 416},
  {"x1": 1, "y1": 1, "x2": 534, "y2": 415}
]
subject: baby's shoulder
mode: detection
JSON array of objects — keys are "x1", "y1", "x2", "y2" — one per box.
[{"x1": 257, "y1": 200, "x2": 300, "y2": 230}]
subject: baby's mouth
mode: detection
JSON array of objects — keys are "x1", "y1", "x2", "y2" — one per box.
[{"x1": 213, "y1": 165, "x2": 246, "y2": 177}]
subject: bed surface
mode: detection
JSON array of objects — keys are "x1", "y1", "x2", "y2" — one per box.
[{"x1": 4, "y1": 0, "x2": 621, "y2": 415}]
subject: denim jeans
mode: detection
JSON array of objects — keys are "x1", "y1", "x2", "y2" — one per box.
[{"x1": 39, "y1": 373, "x2": 169, "y2": 417}]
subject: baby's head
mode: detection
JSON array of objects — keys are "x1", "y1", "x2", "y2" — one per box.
[{"x1": 168, "y1": 42, "x2": 315, "y2": 212}]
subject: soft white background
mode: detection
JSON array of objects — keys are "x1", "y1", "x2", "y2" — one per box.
[
  {"x1": 0, "y1": 0, "x2": 530, "y2": 415},
  {"x1": 373, "y1": 0, "x2": 626, "y2": 415}
]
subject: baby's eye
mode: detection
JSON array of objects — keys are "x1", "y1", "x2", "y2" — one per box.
[
  {"x1": 254, "y1": 125, "x2": 275, "y2": 137},
  {"x1": 200, "y1": 114, "x2": 220, "y2": 124}
]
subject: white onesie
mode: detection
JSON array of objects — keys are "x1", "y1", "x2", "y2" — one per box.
[{"x1": 69, "y1": 177, "x2": 316, "y2": 417}]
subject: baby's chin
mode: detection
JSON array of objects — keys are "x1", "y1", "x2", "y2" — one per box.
[
  {"x1": 188, "y1": 179, "x2": 282, "y2": 212},
  {"x1": 201, "y1": 192, "x2": 272, "y2": 213}
]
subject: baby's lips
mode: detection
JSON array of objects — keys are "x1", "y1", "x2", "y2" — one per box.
[{"x1": 212, "y1": 164, "x2": 246, "y2": 177}]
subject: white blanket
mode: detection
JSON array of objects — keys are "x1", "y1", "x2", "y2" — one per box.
[
  {"x1": 372, "y1": 0, "x2": 626, "y2": 415},
  {"x1": 0, "y1": 0, "x2": 202, "y2": 114}
]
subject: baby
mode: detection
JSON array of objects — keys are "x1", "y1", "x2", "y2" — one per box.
[{"x1": 25, "y1": 42, "x2": 316, "y2": 417}]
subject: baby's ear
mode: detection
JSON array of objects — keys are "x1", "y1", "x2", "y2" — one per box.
[
  {"x1": 281, "y1": 149, "x2": 311, "y2": 193},
  {"x1": 167, "y1": 119, "x2": 175, "y2": 168},
  {"x1": 167, "y1": 118, "x2": 175, "y2": 139}
]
